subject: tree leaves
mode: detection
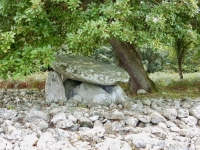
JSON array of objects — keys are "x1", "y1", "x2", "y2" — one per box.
[{"x1": 0, "y1": 0, "x2": 199, "y2": 79}]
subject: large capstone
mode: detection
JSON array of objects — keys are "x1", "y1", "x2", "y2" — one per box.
[{"x1": 52, "y1": 55, "x2": 129, "y2": 85}]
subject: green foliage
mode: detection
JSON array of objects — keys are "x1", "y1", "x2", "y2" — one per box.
[
  {"x1": 0, "y1": 44, "x2": 54, "y2": 79},
  {"x1": 138, "y1": 48, "x2": 168, "y2": 73},
  {"x1": 0, "y1": 0, "x2": 200, "y2": 79},
  {"x1": 0, "y1": 0, "x2": 64, "y2": 79},
  {"x1": 0, "y1": 31, "x2": 15, "y2": 53},
  {"x1": 90, "y1": 46, "x2": 114, "y2": 64},
  {"x1": 146, "y1": 0, "x2": 200, "y2": 78},
  {"x1": 6, "y1": 104, "x2": 15, "y2": 110}
]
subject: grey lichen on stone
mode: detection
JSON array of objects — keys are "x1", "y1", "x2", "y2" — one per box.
[
  {"x1": 52, "y1": 55, "x2": 129, "y2": 85},
  {"x1": 45, "y1": 72, "x2": 67, "y2": 103}
]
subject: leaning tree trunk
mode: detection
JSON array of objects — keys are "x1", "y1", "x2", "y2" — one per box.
[{"x1": 109, "y1": 38, "x2": 157, "y2": 95}]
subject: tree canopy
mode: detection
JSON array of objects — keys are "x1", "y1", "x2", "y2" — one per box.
[{"x1": 0, "y1": 0, "x2": 199, "y2": 81}]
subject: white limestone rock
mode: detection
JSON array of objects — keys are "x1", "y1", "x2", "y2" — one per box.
[
  {"x1": 181, "y1": 116, "x2": 197, "y2": 127},
  {"x1": 137, "y1": 89, "x2": 147, "y2": 95},
  {"x1": 95, "y1": 138, "x2": 132, "y2": 150},
  {"x1": 2, "y1": 110, "x2": 17, "y2": 120},
  {"x1": 170, "y1": 126, "x2": 180, "y2": 132},
  {"x1": 78, "y1": 127, "x2": 105, "y2": 142},
  {"x1": 150, "y1": 112, "x2": 166, "y2": 124},
  {"x1": 79, "y1": 117, "x2": 93, "y2": 128},
  {"x1": 190, "y1": 105, "x2": 200, "y2": 119},
  {"x1": 137, "y1": 115, "x2": 151, "y2": 123},
  {"x1": 162, "y1": 108, "x2": 177, "y2": 120},
  {"x1": 125, "y1": 117, "x2": 139, "y2": 127},
  {"x1": 105, "y1": 109, "x2": 125, "y2": 120},
  {"x1": 0, "y1": 137, "x2": 13, "y2": 150},
  {"x1": 164, "y1": 139, "x2": 189, "y2": 150},
  {"x1": 20, "y1": 134, "x2": 38, "y2": 148},
  {"x1": 67, "y1": 114, "x2": 78, "y2": 123},
  {"x1": 89, "y1": 116, "x2": 99, "y2": 122},
  {"x1": 177, "y1": 109, "x2": 189, "y2": 118},
  {"x1": 8, "y1": 129, "x2": 28, "y2": 141},
  {"x1": 141, "y1": 99, "x2": 151, "y2": 106},
  {"x1": 51, "y1": 112, "x2": 66, "y2": 124},
  {"x1": 37, "y1": 132, "x2": 57, "y2": 149},
  {"x1": 157, "y1": 122, "x2": 167, "y2": 129},
  {"x1": 109, "y1": 85, "x2": 128, "y2": 103},
  {"x1": 24, "y1": 109, "x2": 49, "y2": 122},
  {"x1": 29, "y1": 119, "x2": 49, "y2": 131},
  {"x1": 125, "y1": 133, "x2": 164, "y2": 149},
  {"x1": 56, "y1": 120, "x2": 74, "y2": 129},
  {"x1": 49, "y1": 140, "x2": 77, "y2": 150}
]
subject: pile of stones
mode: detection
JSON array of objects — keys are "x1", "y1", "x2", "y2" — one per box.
[{"x1": 0, "y1": 89, "x2": 200, "y2": 149}]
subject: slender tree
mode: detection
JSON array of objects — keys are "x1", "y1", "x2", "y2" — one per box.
[{"x1": 146, "y1": 0, "x2": 200, "y2": 79}]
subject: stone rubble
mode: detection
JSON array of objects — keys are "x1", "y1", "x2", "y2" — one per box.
[{"x1": 0, "y1": 89, "x2": 200, "y2": 149}]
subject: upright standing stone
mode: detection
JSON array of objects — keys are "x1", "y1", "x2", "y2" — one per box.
[{"x1": 45, "y1": 72, "x2": 67, "y2": 103}]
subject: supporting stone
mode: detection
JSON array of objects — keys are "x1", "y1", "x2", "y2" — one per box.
[{"x1": 45, "y1": 72, "x2": 67, "y2": 103}]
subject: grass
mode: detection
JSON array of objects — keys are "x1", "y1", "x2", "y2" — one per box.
[
  {"x1": 0, "y1": 71, "x2": 199, "y2": 99},
  {"x1": 0, "y1": 72, "x2": 48, "y2": 90},
  {"x1": 147, "y1": 72, "x2": 200, "y2": 99}
]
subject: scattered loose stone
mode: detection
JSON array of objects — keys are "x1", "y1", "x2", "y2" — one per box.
[
  {"x1": 125, "y1": 117, "x2": 139, "y2": 127},
  {"x1": 178, "y1": 108, "x2": 189, "y2": 118},
  {"x1": 29, "y1": 119, "x2": 49, "y2": 131},
  {"x1": 137, "y1": 115, "x2": 151, "y2": 123},
  {"x1": 105, "y1": 109, "x2": 125, "y2": 120},
  {"x1": 2, "y1": 110, "x2": 17, "y2": 120},
  {"x1": 181, "y1": 116, "x2": 197, "y2": 127},
  {"x1": 0, "y1": 89, "x2": 200, "y2": 149},
  {"x1": 56, "y1": 120, "x2": 74, "y2": 129},
  {"x1": 141, "y1": 99, "x2": 151, "y2": 106},
  {"x1": 162, "y1": 108, "x2": 177, "y2": 120},
  {"x1": 150, "y1": 112, "x2": 166, "y2": 124},
  {"x1": 190, "y1": 105, "x2": 200, "y2": 119},
  {"x1": 24, "y1": 109, "x2": 49, "y2": 122},
  {"x1": 79, "y1": 117, "x2": 93, "y2": 128},
  {"x1": 137, "y1": 89, "x2": 147, "y2": 95},
  {"x1": 51, "y1": 112, "x2": 66, "y2": 124},
  {"x1": 95, "y1": 138, "x2": 132, "y2": 150}
]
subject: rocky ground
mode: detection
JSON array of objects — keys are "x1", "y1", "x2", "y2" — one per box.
[{"x1": 0, "y1": 89, "x2": 200, "y2": 150}]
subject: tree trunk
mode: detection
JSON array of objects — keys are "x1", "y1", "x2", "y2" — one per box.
[
  {"x1": 176, "y1": 38, "x2": 192, "y2": 79},
  {"x1": 177, "y1": 56, "x2": 183, "y2": 79},
  {"x1": 176, "y1": 39, "x2": 184, "y2": 79},
  {"x1": 109, "y1": 38, "x2": 157, "y2": 95}
]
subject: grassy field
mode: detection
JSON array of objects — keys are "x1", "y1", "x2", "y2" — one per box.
[
  {"x1": 0, "y1": 72, "x2": 48, "y2": 90},
  {"x1": 0, "y1": 72, "x2": 199, "y2": 99},
  {"x1": 148, "y1": 72, "x2": 200, "y2": 99}
]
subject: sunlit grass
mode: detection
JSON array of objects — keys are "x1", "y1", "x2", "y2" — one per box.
[{"x1": 147, "y1": 72, "x2": 200, "y2": 99}]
